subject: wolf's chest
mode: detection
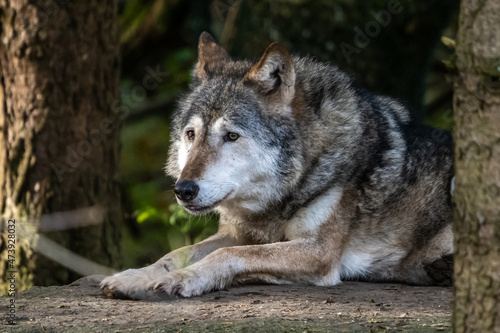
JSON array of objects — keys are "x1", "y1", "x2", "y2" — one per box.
[{"x1": 239, "y1": 219, "x2": 287, "y2": 244}]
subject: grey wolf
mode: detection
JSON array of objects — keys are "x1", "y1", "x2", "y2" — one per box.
[{"x1": 101, "y1": 32, "x2": 454, "y2": 299}]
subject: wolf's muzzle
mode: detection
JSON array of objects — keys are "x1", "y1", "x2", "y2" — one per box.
[{"x1": 174, "y1": 180, "x2": 199, "y2": 202}]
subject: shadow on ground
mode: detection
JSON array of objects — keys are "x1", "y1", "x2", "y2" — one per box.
[{"x1": 2, "y1": 275, "x2": 451, "y2": 332}]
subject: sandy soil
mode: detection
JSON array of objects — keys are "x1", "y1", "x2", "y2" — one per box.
[{"x1": 1, "y1": 275, "x2": 452, "y2": 332}]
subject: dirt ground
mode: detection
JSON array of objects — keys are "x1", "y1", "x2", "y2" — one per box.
[{"x1": 1, "y1": 275, "x2": 452, "y2": 332}]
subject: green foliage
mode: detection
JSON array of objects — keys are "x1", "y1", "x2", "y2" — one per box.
[
  {"x1": 124, "y1": 203, "x2": 218, "y2": 267},
  {"x1": 120, "y1": 116, "x2": 170, "y2": 182},
  {"x1": 168, "y1": 204, "x2": 219, "y2": 242},
  {"x1": 135, "y1": 204, "x2": 212, "y2": 235},
  {"x1": 136, "y1": 206, "x2": 169, "y2": 224},
  {"x1": 135, "y1": 204, "x2": 218, "y2": 246},
  {"x1": 163, "y1": 48, "x2": 196, "y2": 96}
]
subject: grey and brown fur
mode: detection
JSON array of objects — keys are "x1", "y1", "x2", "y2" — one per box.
[{"x1": 101, "y1": 32, "x2": 454, "y2": 299}]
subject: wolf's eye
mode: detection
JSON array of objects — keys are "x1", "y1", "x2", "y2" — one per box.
[
  {"x1": 225, "y1": 132, "x2": 239, "y2": 142},
  {"x1": 186, "y1": 130, "x2": 195, "y2": 141}
]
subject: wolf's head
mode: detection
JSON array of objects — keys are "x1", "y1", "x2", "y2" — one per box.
[{"x1": 166, "y1": 32, "x2": 303, "y2": 216}]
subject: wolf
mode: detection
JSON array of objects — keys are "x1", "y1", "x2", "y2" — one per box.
[{"x1": 101, "y1": 32, "x2": 454, "y2": 299}]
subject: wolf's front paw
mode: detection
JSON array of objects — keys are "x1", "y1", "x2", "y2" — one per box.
[
  {"x1": 101, "y1": 268, "x2": 156, "y2": 300},
  {"x1": 149, "y1": 269, "x2": 215, "y2": 297}
]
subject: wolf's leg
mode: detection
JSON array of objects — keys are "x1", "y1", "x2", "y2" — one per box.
[
  {"x1": 234, "y1": 273, "x2": 295, "y2": 285},
  {"x1": 156, "y1": 229, "x2": 246, "y2": 272},
  {"x1": 101, "y1": 230, "x2": 244, "y2": 299},
  {"x1": 384, "y1": 252, "x2": 453, "y2": 287},
  {"x1": 149, "y1": 239, "x2": 344, "y2": 297},
  {"x1": 389, "y1": 224, "x2": 454, "y2": 286},
  {"x1": 423, "y1": 254, "x2": 453, "y2": 286},
  {"x1": 147, "y1": 186, "x2": 354, "y2": 297}
]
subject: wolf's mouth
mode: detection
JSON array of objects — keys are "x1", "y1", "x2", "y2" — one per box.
[
  {"x1": 184, "y1": 202, "x2": 219, "y2": 216},
  {"x1": 183, "y1": 191, "x2": 233, "y2": 215},
  {"x1": 186, "y1": 204, "x2": 213, "y2": 213}
]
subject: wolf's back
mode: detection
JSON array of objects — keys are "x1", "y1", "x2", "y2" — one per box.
[{"x1": 290, "y1": 56, "x2": 454, "y2": 280}]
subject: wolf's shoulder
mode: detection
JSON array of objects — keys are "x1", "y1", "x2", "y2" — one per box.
[{"x1": 292, "y1": 55, "x2": 353, "y2": 91}]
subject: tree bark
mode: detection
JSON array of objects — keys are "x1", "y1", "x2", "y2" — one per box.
[
  {"x1": 0, "y1": 0, "x2": 122, "y2": 292},
  {"x1": 452, "y1": 0, "x2": 500, "y2": 331}
]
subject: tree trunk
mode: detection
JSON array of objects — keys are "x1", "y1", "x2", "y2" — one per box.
[
  {"x1": 452, "y1": 0, "x2": 500, "y2": 331},
  {"x1": 0, "y1": 0, "x2": 122, "y2": 293}
]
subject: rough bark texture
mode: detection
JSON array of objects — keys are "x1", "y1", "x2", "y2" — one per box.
[
  {"x1": 452, "y1": 0, "x2": 500, "y2": 331},
  {"x1": 0, "y1": 0, "x2": 122, "y2": 293}
]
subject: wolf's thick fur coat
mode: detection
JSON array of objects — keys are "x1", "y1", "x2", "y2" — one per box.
[{"x1": 101, "y1": 33, "x2": 454, "y2": 299}]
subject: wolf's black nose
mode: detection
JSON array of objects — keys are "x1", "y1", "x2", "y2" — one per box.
[{"x1": 174, "y1": 181, "x2": 199, "y2": 202}]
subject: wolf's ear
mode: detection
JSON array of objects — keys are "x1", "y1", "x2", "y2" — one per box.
[
  {"x1": 194, "y1": 32, "x2": 230, "y2": 80},
  {"x1": 245, "y1": 42, "x2": 295, "y2": 106}
]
